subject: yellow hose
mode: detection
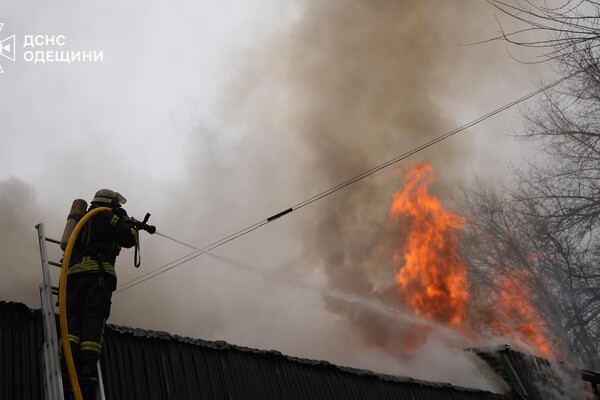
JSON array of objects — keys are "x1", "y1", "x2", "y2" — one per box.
[{"x1": 59, "y1": 206, "x2": 111, "y2": 400}]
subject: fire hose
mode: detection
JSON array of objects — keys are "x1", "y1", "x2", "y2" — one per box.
[
  {"x1": 59, "y1": 206, "x2": 110, "y2": 400},
  {"x1": 59, "y1": 207, "x2": 155, "y2": 400}
]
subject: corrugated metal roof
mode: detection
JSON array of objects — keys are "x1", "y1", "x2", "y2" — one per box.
[
  {"x1": 1, "y1": 301, "x2": 512, "y2": 399},
  {"x1": 100, "y1": 324, "x2": 509, "y2": 400},
  {"x1": 0, "y1": 302, "x2": 43, "y2": 400}
]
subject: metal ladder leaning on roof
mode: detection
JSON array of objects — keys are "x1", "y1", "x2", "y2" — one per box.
[{"x1": 36, "y1": 223, "x2": 107, "y2": 400}]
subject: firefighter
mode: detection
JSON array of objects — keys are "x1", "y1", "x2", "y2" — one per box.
[{"x1": 62, "y1": 189, "x2": 138, "y2": 380}]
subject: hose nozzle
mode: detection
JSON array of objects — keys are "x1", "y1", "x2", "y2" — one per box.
[
  {"x1": 133, "y1": 213, "x2": 156, "y2": 234},
  {"x1": 142, "y1": 224, "x2": 156, "y2": 234}
]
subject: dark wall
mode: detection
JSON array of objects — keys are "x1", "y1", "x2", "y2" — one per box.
[
  {"x1": 0, "y1": 302, "x2": 43, "y2": 400},
  {"x1": 1, "y1": 301, "x2": 509, "y2": 400},
  {"x1": 100, "y1": 326, "x2": 509, "y2": 400}
]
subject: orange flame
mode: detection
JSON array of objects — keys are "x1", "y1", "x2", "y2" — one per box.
[
  {"x1": 386, "y1": 162, "x2": 554, "y2": 357},
  {"x1": 388, "y1": 162, "x2": 469, "y2": 326},
  {"x1": 491, "y1": 270, "x2": 553, "y2": 357}
]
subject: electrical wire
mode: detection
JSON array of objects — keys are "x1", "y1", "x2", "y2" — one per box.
[
  {"x1": 115, "y1": 225, "x2": 270, "y2": 293},
  {"x1": 116, "y1": 73, "x2": 574, "y2": 294}
]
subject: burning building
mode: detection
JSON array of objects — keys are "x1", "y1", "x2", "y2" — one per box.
[
  {"x1": 1, "y1": 301, "x2": 598, "y2": 399},
  {"x1": 1, "y1": 163, "x2": 597, "y2": 399}
]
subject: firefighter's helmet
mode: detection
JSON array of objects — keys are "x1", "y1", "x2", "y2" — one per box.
[{"x1": 92, "y1": 189, "x2": 127, "y2": 206}]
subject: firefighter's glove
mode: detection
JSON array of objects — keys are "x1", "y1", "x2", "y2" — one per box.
[{"x1": 129, "y1": 217, "x2": 155, "y2": 234}]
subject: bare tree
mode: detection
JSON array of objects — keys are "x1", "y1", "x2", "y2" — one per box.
[
  {"x1": 461, "y1": 182, "x2": 600, "y2": 368},
  {"x1": 478, "y1": 0, "x2": 600, "y2": 247},
  {"x1": 487, "y1": 0, "x2": 600, "y2": 65},
  {"x1": 458, "y1": 3, "x2": 600, "y2": 368}
]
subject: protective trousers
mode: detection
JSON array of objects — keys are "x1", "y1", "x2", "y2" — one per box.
[{"x1": 64, "y1": 273, "x2": 114, "y2": 373}]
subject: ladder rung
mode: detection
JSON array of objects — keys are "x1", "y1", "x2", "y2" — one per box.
[
  {"x1": 49, "y1": 261, "x2": 62, "y2": 267},
  {"x1": 45, "y1": 237, "x2": 61, "y2": 245}
]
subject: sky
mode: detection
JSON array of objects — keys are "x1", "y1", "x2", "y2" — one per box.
[{"x1": 0, "y1": 0, "x2": 552, "y2": 391}]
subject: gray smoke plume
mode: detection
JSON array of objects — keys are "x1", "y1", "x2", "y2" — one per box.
[
  {"x1": 0, "y1": 178, "x2": 45, "y2": 304},
  {"x1": 0, "y1": 0, "x2": 540, "y2": 392},
  {"x1": 219, "y1": 0, "x2": 526, "y2": 354}
]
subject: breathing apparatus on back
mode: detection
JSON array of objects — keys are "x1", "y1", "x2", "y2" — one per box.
[{"x1": 60, "y1": 199, "x2": 88, "y2": 251}]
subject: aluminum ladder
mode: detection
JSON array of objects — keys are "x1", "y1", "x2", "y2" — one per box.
[{"x1": 36, "y1": 223, "x2": 107, "y2": 400}]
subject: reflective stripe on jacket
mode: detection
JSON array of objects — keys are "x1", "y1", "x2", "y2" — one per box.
[{"x1": 68, "y1": 207, "x2": 138, "y2": 278}]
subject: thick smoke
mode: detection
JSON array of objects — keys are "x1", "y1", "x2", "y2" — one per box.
[
  {"x1": 0, "y1": 178, "x2": 45, "y2": 304},
  {"x1": 222, "y1": 0, "x2": 514, "y2": 353},
  {"x1": 0, "y1": 0, "x2": 539, "y2": 392},
  {"x1": 208, "y1": 0, "x2": 534, "y2": 389}
]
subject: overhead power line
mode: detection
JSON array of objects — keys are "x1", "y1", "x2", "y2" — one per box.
[{"x1": 116, "y1": 73, "x2": 574, "y2": 294}]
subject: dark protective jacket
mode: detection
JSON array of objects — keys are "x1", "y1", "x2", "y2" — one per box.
[{"x1": 68, "y1": 206, "x2": 138, "y2": 281}]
